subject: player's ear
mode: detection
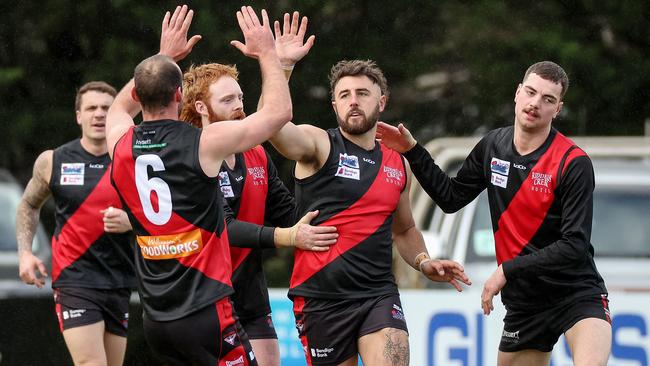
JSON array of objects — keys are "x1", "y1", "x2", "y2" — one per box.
[
  {"x1": 174, "y1": 87, "x2": 182, "y2": 103},
  {"x1": 130, "y1": 87, "x2": 140, "y2": 103},
  {"x1": 195, "y1": 100, "x2": 208, "y2": 117}
]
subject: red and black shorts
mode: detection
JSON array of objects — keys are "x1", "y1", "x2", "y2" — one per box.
[
  {"x1": 240, "y1": 313, "x2": 277, "y2": 340},
  {"x1": 53, "y1": 287, "x2": 130, "y2": 337},
  {"x1": 499, "y1": 293, "x2": 611, "y2": 353},
  {"x1": 292, "y1": 293, "x2": 408, "y2": 365},
  {"x1": 143, "y1": 297, "x2": 258, "y2": 366}
]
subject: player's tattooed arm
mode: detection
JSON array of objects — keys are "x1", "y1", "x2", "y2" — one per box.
[{"x1": 16, "y1": 150, "x2": 52, "y2": 287}]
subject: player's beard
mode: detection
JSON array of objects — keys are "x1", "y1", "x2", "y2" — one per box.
[
  {"x1": 337, "y1": 104, "x2": 380, "y2": 135},
  {"x1": 207, "y1": 104, "x2": 246, "y2": 123}
]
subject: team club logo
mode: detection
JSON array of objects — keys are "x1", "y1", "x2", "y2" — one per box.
[
  {"x1": 225, "y1": 355, "x2": 244, "y2": 366},
  {"x1": 60, "y1": 163, "x2": 85, "y2": 185},
  {"x1": 335, "y1": 153, "x2": 360, "y2": 180},
  {"x1": 224, "y1": 332, "x2": 237, "y2": 346}
]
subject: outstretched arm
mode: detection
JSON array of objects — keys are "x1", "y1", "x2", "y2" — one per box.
[
  {"x1": 392, "y1": 165, "x2": 471, "y2": 292},
  {"x1": 199, "y1": 7, "x2": 293, "y2": 176},
  {"x1": 378, "y1": 121, "x2": 486, "y2": 212},
  {"x1": 107, "y1": 5, "x2": 201, "y2": 157},
  {"x1": 16, "y1": 151, "x2": 53, "y2": 288}
]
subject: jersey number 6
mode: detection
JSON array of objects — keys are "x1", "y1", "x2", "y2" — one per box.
[{"x1": 135, "y1": 154, "x2": 172, "y2": 225}]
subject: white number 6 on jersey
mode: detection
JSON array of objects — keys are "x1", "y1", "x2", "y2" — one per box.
[{"x1": 135, "y1": 155, "x2": 172, "y2": 225}]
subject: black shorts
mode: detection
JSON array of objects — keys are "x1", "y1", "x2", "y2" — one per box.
[
  {"x1": 292, "y1": 294, "x2": 408, "y2": 365},
  {"x1": 500, "y1": 293, "x2": 611, "y2": 353},
  {"x1": 143, "y1": 297, "x2": 258, "y2": 366},
  {"x1": 53, "y1": 287, "x2": 130, "y2": 337},
  {"x1": 240, "y1": 313, "x2": 277, "y2": 340}
]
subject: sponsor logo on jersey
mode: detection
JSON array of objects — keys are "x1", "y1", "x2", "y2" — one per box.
[
  {"x1": 133, "y1": 139, "x2": 167, "y2": 149},
  {"x1": 219, "y1": 171, "x2": 235, "y2": 198},
  {"x1": 224, "y1": 332, "x2": 237, "y2": 346},
  {"x1": 513, "y1": 163, "x2": 527, "y2": 170},
  {"x1": 490, "y1": 172, "x2": 508, "y2": 188},
  {"x1": 501, "y1": 329, "x2": 520, "y2": 343},
  {"x1": 531, "y1": 171, "x2": 553, "y2": 194},
  {"x1": 531, "y1": 171, "x2": 552, "y2": 187},
  {"x1": 136, "y1": 229, "x2": 203, "y2": 260},
  {"x1": 61, "y1": 163, "x2": 85, "y2": 185},
  {"x1": 219, "y1": 171, "x2": 231, "y2": 186},
  {"x1": 235, "y1": 175, "x2": 244, "y2": 182},
  {"x1": 247, "y1": 166, "x2": 267, "y2": 186},
  {"x1": 335, "y1": 153, "x2": 360, "y2": 180},
  {"x1": 310, "y1": 347, "x2": 334, "y2": 358},
  {"x1": 61, "y1": 175, "x2": 84, "y2": 185},
  {"x1": 363, "y1": 157, "x2": 376, "y2": 165},
  {"x1": 61, "y1": 163, "x2": 84, "y2": 175},
  {"x1": 383, "y1": 165, "x2": 403, "y2": 186},
  {"x1": 89, "y1": 163, "x2": 104, "y2": 169},
  {"x1": 490, "y1": 157, "x2": 510, "y2": 175},
  {"x1": 225, "y1": 355, "x2": 244, "y2": 366}
]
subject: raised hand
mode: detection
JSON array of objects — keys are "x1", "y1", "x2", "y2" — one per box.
[
  {"x1": 376, "y1": 121, "x2": 418, "y2": 153},
  {"x1": 159, "y1": 5, "x2": 202, "y2": 62},
  {"x1": 230, "y1": 6, "x2": 275, "y2": 59},
  {"x1": 421, "y1": 259, "x2": 472, "y2": 292},
  {"x1": 274, "y1": 11, "x2": 316, "y2": 68}
]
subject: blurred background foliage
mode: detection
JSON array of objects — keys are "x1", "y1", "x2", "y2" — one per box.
[{"x1": 1, "y1": 0, "x2": 648, "y2": 285}]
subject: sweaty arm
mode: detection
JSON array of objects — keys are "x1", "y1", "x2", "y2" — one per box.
[
  {"x1": 392, "y1": 165, "x2": 471, "y2": 291},
  {"x1": 16, "y1": 151, "x2": 53, "y2": 287},
  {"x1": 502, "y1": 156, "x2": 596, "y2": 280}
]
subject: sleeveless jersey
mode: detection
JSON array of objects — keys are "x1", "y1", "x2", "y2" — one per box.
[
  {"x1": 111, "y1": 120, "x2": 233, "y2": 321},
  {"x1": 49, "y1": 139, "x2": 135, "y2": 289},
  {"x1": 289, "y1": 128, "x2": 406, "y2": 299},
  {"x1": 405, "y1": 126, "x2": 607, "y2": 307},
  {"x1": 221, "y1": 146, "x2": 269, "y2": 320}
]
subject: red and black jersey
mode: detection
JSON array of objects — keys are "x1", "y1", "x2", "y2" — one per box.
[
  {"x1": 49, "y1": 139, "x2": 135, "y2": 289},
  {"x1": 111, "y1": 120, "x2": 233, "y2": 321},
  {"x1": 289, "y1": 128, "x2": 406, "y2": 299},
  {"x1": 404, "y1": 126, "x2": 607, "y2": 307},
  {"x1": 220, "y1": 145, "x2": 295, "y2": 320}
]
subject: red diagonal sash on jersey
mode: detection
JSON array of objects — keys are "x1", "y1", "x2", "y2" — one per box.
[
  {"x1": 231, "y1": 146, "x2": 268, "y2": 271},
  {"x1": 112, "y1": 128, "x2": 232, "y2": 285},
  {"x1": 494, "y1": 133, "x2": 584, "y2": 264},
  {"x1": 52, "y1": 167, "x2": 122, "y2": 282},
  {"x1": 290, "y1": 145, "x2": 405, "y2": 289}
]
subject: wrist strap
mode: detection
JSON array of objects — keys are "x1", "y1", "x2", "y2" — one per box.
[{"x1": 414, "y1": 252, "x2": 430, "y2": 272}]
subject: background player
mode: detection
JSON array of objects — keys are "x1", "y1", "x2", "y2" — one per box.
[{"x1": 17, "y1": 81, "x2": 136, "y2": 366}]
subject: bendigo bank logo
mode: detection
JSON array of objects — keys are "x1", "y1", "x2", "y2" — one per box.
[{"x1": 137, "y1": 229, "x2": 203, "y2": 260}]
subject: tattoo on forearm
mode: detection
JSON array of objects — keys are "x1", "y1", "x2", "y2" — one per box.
[
  {"x1": 383, "y1": 329, "x2": 409, "y2": 366},
  {"x1": 16, "y1": 171, "x2": 50, "y2": 254}
]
